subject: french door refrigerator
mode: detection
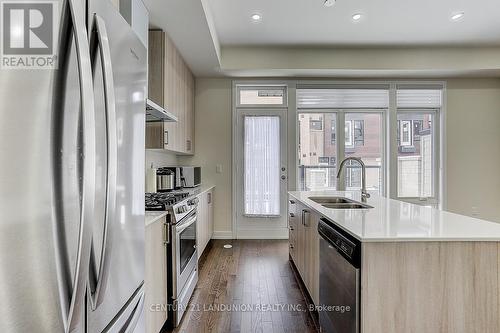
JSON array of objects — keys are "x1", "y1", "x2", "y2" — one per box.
[{"x1": 0, "y1": 0, "x2": 147, "y2": 332}]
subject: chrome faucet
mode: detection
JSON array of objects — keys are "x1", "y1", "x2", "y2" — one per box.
[{"x1": 337, "y1": 157, "x2": 371, "y2": 202}]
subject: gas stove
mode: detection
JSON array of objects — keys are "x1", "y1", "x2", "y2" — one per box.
[{"x1": 145, "y1": 192, "x2": 189, "y2": 211}]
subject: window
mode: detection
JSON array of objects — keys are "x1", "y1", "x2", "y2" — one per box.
[
  {"x1": 344, "y1": 113, "x2": 383, "y2": 193},
  {"x1": 298, "y1": 113, "x2": 337, "y2": 191},
  {"x1": 310, "y1": 118, "x2": 323, "y2": 131},
  {"x1": 397, "y1": 113, "x2": 436, "y2": 199},
  {"x1": 297, "y1": 84, "x2": 443, "y2": 206},
  {"x1": 400, "y1": 120, "x2": 412, "y2": 146},
  {"x1": 354, "y1": 120, "x2": 364, "y2": 146},
  {"x1": 345, "y1": 120, "x2": 365, "y2": 147},
  {"x1": 238, "y1": 86, "x2": 286, "y2": 106},
  {"x1": 298, "y1": 111, "x2": 382, "y2": 193}
]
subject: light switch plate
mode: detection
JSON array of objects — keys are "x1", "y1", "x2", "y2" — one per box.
[{"x1": 216, "y1": 164, "x2": 223, "y2": 174}]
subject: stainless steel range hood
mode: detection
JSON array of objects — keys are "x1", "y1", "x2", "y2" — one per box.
[{"x1": 146, "y1": 99, "x2": 178, "y2": 122}]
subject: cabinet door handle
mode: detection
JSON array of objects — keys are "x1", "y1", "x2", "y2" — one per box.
[
  {"x1": 289, "y1": 213, "x2": 295, "y2": 218},
  {"x1": 302, "y1": 209, "x2": 309, "y2": 227},
  {"x1": 164, "y1": 130, "x2": 169, "y2": 145},
  {"x1": 163, "y1": 222, "x2": 170, "y2": 245}
]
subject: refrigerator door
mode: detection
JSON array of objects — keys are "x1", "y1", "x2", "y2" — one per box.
[
  {"x1": 0, "y1": 0, "x2": 95, "y2": 332},
  {"x1": 103, "y1": 286, "x2": 145, "y2": 333},
  {"x1": 86, "y1": 1, "x2": 147, "y2": 332}
]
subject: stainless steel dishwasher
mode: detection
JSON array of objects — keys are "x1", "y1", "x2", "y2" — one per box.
[{"x1": 318, "y1": 218, "x2": 361, "y2": 333}]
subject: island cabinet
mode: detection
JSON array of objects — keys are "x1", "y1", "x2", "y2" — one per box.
[
  {"x1": 146, "y1": 30, "x2": 194, "y2": 155},
  {"x1": 288, "y1": 198, "x2": 320, "y2": 305},
  {"x1": 196, "y1": 188, "x2": 214, "y2": 259},
  {"x1": 289, "y1": 191, "x2": 500, "y2": 333}
]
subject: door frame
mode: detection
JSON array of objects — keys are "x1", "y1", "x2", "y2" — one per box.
[{"x1": 232, "y1": 81, "x2": 291, "y2": 239}]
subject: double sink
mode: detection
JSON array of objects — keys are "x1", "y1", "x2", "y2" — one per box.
[{"x1": 309, "y1": 196, "x2": 373, "y2": 210}]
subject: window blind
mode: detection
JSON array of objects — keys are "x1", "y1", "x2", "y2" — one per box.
[
  {"x1": 297, "y1": 88, "x2": 389, "y2": 109},
  {"x1": 397, "y1": 89, "x2": 442, "y2": 108}
]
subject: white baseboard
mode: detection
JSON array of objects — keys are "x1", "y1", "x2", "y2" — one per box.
[
  {"x1": 236, "y1": 228, "x2": 289, "y2": 239},
  {"x1": 211, "y1": 231, "x2": 233, "y2": 239}
]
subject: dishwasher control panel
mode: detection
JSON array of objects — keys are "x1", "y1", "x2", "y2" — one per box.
[{"x1": 318, "y1": 218, "x2": 361, "y2": 267}]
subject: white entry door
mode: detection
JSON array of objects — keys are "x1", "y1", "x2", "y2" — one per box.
[{"x1": 235, "y1": 109, "x2": 288, "y2": 239}]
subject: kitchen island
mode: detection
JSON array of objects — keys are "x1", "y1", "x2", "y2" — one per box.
[{"x1": 288, "y1": 190, "x2": 500, "y2": 333}]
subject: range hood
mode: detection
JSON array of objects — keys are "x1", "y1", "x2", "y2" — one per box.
[{"x1": 146, "y1": 99, "x2": 178, "y2": 122}]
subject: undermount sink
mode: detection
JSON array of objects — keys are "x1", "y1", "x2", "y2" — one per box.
[
  {"x1": 308, "y1": 196, "x2": 373, "y2": 209},
  {"x1": 308, "y1": 196, "x2": 353, "y2": 204}
]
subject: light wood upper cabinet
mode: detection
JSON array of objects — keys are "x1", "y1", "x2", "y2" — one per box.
[{"x1": 146, "y1": 30, "x2": 195, "y2": 155}]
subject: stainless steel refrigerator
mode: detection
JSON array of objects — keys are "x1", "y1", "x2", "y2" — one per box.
[{"x1": 0, "y1": 0, "x2": 147, "y2": 332}]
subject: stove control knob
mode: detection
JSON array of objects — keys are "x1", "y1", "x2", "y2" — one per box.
[{"x1": 188, "y1": 197, "x2": 199, "y2": 206}]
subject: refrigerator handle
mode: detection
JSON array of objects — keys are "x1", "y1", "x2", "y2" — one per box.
[
  {"x1": 65, "y1": 0, "x2": 96, "y2": 331},
  {"x1": 124, "y1": 291, "x2": 145, "y2": 333},
  {"x1": 88, "y1": 13, "x2": 118, "y2": 311}
]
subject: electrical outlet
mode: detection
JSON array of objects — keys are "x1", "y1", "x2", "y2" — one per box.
[{"x1": 216, "y1": 164, "x2": 223, "y2": 174}]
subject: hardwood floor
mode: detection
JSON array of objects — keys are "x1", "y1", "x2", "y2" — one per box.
[{"x1": 169, "y1": 239, "x2": 318, "y2": 333}]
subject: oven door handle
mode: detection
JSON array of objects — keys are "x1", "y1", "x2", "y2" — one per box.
[{"x1": 176, "y1": 214, "x2": 197, "y2": 234}]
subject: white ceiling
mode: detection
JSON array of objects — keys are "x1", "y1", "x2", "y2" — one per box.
[
  {"x1": 144, "y1": 0, "x2": 500, "y2": 77},
  {"x1": 205, "y1": 0, "x2": 500, "y2": 46},
  {"x1": 143, "y1": 0, "x2": 221, "y2": 76}
]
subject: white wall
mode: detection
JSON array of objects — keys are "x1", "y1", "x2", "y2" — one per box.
[
  {"x1": 145, "y1": 150, "x2": 178, "y2": 169},
  {"x1": 187, "y1": 77, "x2": 500, "y2": 237},
  {"x1": 178, "y1": 79, "x2": 233, "y2": 236},
  {"x1": 445, "y1": 78, "x2": 500, "y2": 222}
]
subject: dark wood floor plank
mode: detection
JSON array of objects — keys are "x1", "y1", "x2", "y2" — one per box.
[{"x1": 166, "y1": 239, "x2": 318, "y2": 333}]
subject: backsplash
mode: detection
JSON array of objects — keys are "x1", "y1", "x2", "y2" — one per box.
[{"x1": 145, "y1": 150, "x2": 178, "y2": 169}]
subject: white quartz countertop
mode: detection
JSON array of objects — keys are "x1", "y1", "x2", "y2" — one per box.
[
  {"x1": 145, "y1": 211, "x2": 167, "y2": 227},
  {"x1": 289, "y1": 190, "x2": 500, "y2": 242}
]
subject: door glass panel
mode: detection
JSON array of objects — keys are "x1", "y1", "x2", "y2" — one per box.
[
  {"x1": 397, "y1": 113, "x2": 434, "y2": 198},
  {"x1": 179, "y1": 220, "x2": 196, "y2": 273},
  {"x1": 298, "y1": 113, "x2": 337, "y2": 190},
  {"x1": 344, "y1": 113, "x2": 383, "y2": 193},
  {"x1": 244, "y1": 116, "x2": 281, "y2": 216}
]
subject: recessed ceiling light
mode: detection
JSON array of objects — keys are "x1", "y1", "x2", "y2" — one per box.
[
  {"x1": 324, "y1": 0, "x2": 336, "y2": 7},
  {"x1": 451, "y1": 12, "x2": 464, "y2": 21},
  {"x1": 251, "y1": 13, "x2": 262, "y2": 22},
  {"x1": 352, "y1": 13, "x2": 362, "y2": 21}
]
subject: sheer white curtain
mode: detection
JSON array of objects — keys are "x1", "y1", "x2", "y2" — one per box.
[{"x1": 244, "y1": 116, "x2": 281, "y2": 216}]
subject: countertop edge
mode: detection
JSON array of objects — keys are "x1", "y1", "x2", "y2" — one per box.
[
  {"x1": 145, "y1": 212, "x2": 167, "y2": 227},
  {"x1": 192, "y1": 185, "x2": 215, "y2": 197},
  {"x1": 289, "y1": 191, "x2": 366, "y2": 242},
  {"x1": 288, "y1": 191, "x2": 500, "y2": 243}
]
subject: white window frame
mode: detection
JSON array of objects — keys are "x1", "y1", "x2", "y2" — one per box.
[
  {"x1": 394, "y1": 109, "x2": 440, "y2": 206},
  {"x1": 345, "y1": 120, "x2": 354, "y2": 147}
]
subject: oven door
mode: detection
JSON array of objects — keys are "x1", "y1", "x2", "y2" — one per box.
[{"x1": 172, "y1": 211, "x2": 198, "y2": 298}]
